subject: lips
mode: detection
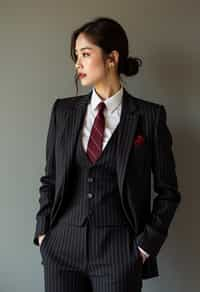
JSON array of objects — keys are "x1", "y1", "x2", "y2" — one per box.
[{"x1": 78, "y1": 73, "x2": 87, "y2": 79}]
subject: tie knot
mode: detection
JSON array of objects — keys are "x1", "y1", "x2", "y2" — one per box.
[{"x1": 97, "y1": 102, "x2": 106, "y2": 112}]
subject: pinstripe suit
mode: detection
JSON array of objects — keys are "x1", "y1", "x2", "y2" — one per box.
[{"x1": 33, "y1": 88, "x2": 181, "y2": 291}]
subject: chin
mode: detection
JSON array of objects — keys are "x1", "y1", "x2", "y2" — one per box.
[{"x1": 80, "y1": 80, "x2": 94, "y2": 87}]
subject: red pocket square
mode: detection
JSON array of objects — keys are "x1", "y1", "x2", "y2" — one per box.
[{"x1": 133, "y1": 134, "x2": 145, "y2": 145}]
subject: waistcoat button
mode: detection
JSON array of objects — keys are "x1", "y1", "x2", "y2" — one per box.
[
  {"x1": 88, "y1": 193, "x2": 94, "y2": 199},
  {"x1": 88, "y1": 177, "x2": 94, "y2": 183}
]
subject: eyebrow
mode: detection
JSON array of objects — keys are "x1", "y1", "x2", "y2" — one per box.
[{"x1": 75, "y1": 47, "x2": 93, "y2": 52}]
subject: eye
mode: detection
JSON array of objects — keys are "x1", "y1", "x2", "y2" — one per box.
[
  {"x1": 75, "y1": 52, "x2": 90, "y2": 58},
  {"x1": 83, "y1": 52, "x2": 90, "y2": 57}
]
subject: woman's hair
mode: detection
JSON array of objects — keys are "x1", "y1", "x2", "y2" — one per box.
[{"x1": 70, "y1": 16, "x2": 143, "y2": 95}]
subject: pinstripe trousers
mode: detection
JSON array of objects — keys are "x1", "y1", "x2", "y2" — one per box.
[{"x1": 40, "y1": 215, "x2": 143, "y2": 292}]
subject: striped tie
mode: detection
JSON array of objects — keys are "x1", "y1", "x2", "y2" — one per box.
[{"x1": 87, "y1": 102, "x2": 106, "y2": 163}]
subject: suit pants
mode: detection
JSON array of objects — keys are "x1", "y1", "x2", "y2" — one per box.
[{"x1": 40, "y1": 216, "x2": 143, "y2": 292}]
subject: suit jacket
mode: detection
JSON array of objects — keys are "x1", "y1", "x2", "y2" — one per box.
[{"x1": 33, "y1": 88, "x2": 181, "y2": 279}]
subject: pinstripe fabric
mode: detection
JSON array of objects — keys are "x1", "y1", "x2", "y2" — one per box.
[
  {"x1": 34, "y1": 88, "x2": 181, "y2": 282},
  {"x1": 57, "y1": 115, "x2": 129, "y2": 227},
  {"x1": 40, "y1": 219, "x2": 142, "y2": 292},
  {"x1": 40, "y1": 113, "x2": 143, "y2": 291}
]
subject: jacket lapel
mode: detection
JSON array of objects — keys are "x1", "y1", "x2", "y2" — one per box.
[
  {"x1": 116, "y1": 89, "x2": 139, "y2": 198},
  {"x1": 61, "y1": 91, "x2": 92, "y2": 191}
]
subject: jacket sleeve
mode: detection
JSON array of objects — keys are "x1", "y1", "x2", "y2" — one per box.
[
  {"x1": 33, "y1": 98, "x2": 60, "y2": 246},
  {"x1": 136, "y1": 105, "x2": 181, "y2": 256}
]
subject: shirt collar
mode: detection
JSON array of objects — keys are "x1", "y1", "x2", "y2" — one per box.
[{"x1": 91, "y1": 85, "x2": 124, "y2": 113}]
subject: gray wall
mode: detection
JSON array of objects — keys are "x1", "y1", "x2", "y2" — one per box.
[{"x1": 0, "y1": 0, "x2": 199, "y2": 291}]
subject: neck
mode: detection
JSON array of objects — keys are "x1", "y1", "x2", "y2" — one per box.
[{"x1": 93, "y1": 81, "x2": 122, "y2": 100}]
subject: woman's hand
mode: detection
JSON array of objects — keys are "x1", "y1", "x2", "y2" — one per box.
[
  {"x1": 38, "y1": 234, "x2": 46, "y2": 246},
  {"x1": 138, "y1": 250, "x2": 149, "y2": 264}
]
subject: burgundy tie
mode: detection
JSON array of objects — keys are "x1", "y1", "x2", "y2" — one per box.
[{"x1": 87, "y1": 102, "x2": 106, "y2": 163}]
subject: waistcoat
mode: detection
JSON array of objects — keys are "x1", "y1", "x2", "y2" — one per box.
[{"x1": 61, "y1": 121, "x2": 129, "y2": 227}]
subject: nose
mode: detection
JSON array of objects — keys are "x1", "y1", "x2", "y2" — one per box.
[
  {"x1": 75, "y1": 56, "x2": 82, "y2": 69},
  {"x1": 75, "y1": 62, "x2": 81, "y2": 69}
]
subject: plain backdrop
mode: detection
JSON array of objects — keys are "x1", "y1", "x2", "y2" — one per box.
[{"x1": 0, "y1": 0, "x2": 199, "y2": 291}]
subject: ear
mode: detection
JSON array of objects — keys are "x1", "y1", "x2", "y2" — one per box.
[{"x1": 108, "y1": 50, "x2": 119, "y2": 66}]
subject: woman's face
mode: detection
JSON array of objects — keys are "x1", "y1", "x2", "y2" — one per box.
[{"x1": 74, "y1": 33, "x2": 110, "y2": 87}]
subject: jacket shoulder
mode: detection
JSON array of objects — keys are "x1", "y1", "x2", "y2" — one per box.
[
  {"x1": 53, "y1": 94, "x2": 87, "y2": 113},
  {"x1": 130, "y1": 95, "x2": 166, "y2": 122},
  {"x1": 57, "y1": 95, "x2": 84, "y2": 103},
  {"x1": 57, "y1": 94, "x2": 85, "y2": 105},
  {"x1": 130, "y1": 95, "x2": 162, "y2": 112},
  {"x1": 128, "y1": 95, "x2": 168, "y2": 136}
]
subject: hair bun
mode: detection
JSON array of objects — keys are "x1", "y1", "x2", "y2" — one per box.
[{"x1": 123, "y1": 56, "x2": 143, "y2": 76}]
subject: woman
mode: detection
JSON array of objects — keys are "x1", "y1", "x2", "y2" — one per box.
[{"x1": 33, "y1": 17, "x2": 181, "y2": 292}]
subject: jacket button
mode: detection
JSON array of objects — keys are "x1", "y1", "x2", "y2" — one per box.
[
  {"x1": 88, "y1": 193, "x2": 94, "y2": 199},
  {"x1": 88, "y1": 177, "x2": 94, "y2": 183}
]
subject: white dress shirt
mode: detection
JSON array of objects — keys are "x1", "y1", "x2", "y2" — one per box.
[{"x1": 81, "y1": 85, "x2": 150, "y2": 259}]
